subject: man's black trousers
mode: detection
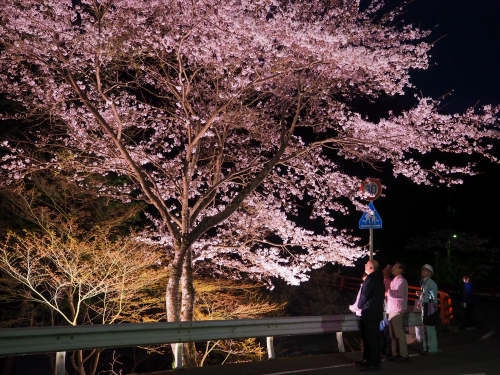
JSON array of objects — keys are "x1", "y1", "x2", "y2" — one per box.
[{"x1": 360, "y1": 317, "x2": 382, "y2": 366}]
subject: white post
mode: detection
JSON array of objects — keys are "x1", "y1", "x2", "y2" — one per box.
[
  {"x1": 173, "y1": 343, "x2": 183, "y2": 369},
  {"x1": 55, "y1": 351, "x2": 65, "y2": 375},
  {"x1": 266, "y1": 337, "x2": 275, "y2": 360},
  {"x1": 336, "y1": 332, "x2": 345, "y2": 353},
  {"x1": 369, "y1": 228, "x2": 373, "y2": 260}
]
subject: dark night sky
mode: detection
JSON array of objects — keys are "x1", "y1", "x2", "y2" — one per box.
[
  {"x1": 406, "y1": 0, "x2": 500, "y2": 113},
  {"x1": 348, "y1": 0, "x2": 500, "y2": 272}
]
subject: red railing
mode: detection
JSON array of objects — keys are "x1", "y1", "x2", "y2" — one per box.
[
  {"x1": 333, "y1": 275, "x2": 453, "y2": 324},
  {"x1": 408, "y1": 286, "x2": 453, "y2": 324}
]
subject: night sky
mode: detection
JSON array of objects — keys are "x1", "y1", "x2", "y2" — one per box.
[
  {"x1": 406, "y1": 0, "x2": 500, "y2": 113},
  {"x1": 349, "y1": 0, "x2": 500, "y2": 271}
]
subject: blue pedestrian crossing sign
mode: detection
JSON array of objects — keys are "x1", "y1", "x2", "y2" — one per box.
[{"x1": 359, "y1": 202, "x2": 382, "y2": 229}]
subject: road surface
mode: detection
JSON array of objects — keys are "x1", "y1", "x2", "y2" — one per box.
[{"x1": 139, "y1": 326, "x2": 498, "y2": 375}]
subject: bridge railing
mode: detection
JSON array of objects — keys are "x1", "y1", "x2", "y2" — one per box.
[{"x1": 0, "y1": 312, "x2": 423, "y2": 374}]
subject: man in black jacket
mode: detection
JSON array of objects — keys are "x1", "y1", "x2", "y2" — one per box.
[{"x1": 356, "y1": 260, "x2": 385, "y2": 371}]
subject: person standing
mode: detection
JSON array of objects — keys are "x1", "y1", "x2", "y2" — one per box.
[
  {"x1": 413, "y1": 298, "x2": 423, "y2": 343},
  {"x1": 417, "y1": 264, "x2": 439, "y2": 355},
  {"x1": 350, "y1": 273, "x2": 368, "y2": 364},
  {"x1": 386, "y1": 262, "x2": 409, "y2": 362},
  {"x1": 356, "y1": 260, "x2": 385, "y2": 372},
  {"x1": 463, "y1": 274, "x2": 475, "y2": 330},
  {"x1": 381, "y1": 265, "x2": 393, "y2": 358},
  {"x1": 383, "y1": 265, "x2": 393, "y2": 291},
  {"x1": 350, "y1": 273, "x2": 368, "y2": 326}
]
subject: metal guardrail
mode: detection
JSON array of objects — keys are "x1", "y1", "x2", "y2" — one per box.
[
  {"x1": 0, "y1": 312, "x2": 423, "y2": 374},
  {"x1": 0, "y1": 315, "x2": 361, "y2": 357}
]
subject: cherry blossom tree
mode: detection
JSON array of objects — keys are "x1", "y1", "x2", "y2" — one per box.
[{"x1": 0, "y1": 0, "x2": 499, "y2": 332}]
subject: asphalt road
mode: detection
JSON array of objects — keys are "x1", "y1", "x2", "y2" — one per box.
[{"x1": 143, "y1": 326, "x2": 498, "y2": 375}]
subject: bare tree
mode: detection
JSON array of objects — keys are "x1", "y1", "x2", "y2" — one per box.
[
  {"x1": 0, "y1": 177, "x2": 168, "y2": 375},
  {"x1": 194, "y1": 279, "x2": 284, "y2": 367}
]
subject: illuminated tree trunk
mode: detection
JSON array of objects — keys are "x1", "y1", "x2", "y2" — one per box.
[
  {"x1": 166, "y1": 243, "x2": 197, "y2": 367},
  {"x1": 166, "y1": 242, "x2": 189, "y2": 322},
  {"x1": 181, "y1": 249, "x2": 195, "y2": 322},
  {"x1": 181, "y1": 248, "x2": 197, "y2": 367}
]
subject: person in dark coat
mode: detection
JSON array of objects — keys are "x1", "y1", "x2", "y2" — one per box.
[
  {"x1": 356, "y1": 259, "x2": 386, "y2": 372},
  {"x1": 463, "y1": 274, "x2": 475, "y2": 329}
]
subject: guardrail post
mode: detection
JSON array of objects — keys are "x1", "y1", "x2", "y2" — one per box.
[
  {"x1": 266, "y1": 337, "x2": 275, "y2": 359},
  {"x1": 336, "y1": 332, "x2": 345, "y2": 352},
  {"x1": 340, "y1": 276, "x2": 345, "y2": 292},
  {"x1": 55, "y1": 351, "x2": 65, "y2": 375},
  {"x1": 173, "y1": 343, "x2": 183, "y2": 369}
]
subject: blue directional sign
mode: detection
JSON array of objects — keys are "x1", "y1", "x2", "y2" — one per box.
[{"x1": 359, "y1": 202, "x2": 382, "y2": 229}]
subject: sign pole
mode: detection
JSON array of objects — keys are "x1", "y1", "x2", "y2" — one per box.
[
  {"x1": 359, "y1": 178, "x2": 382, "y2": 260},
  {"x1": 369, "y1": 228, "x2": 373, "y2": 260}
]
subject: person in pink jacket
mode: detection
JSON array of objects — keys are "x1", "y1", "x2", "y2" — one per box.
[{"x1": 386, "y1": 262, "x2": 409, "y2": 362}]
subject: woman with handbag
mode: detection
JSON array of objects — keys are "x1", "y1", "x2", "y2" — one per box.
[{"x1": 416, "y1": 264, "x2": 439, "y2": 355}]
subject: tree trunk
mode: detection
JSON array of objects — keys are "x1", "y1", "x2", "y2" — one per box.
[
  {"x1": 166, "y1": 242, "x2": 189, "y2": 322},
  {"x1": 71, "y1": 350, "x2": 86, "y2": 375},
  {"x1": 181, "y1": 248, "x2": 195, "y2": 321},
  {"x1": 181, "y1": 248, "x2": 197, "y2": 367},
  {"x1": 89, "y1": 349, "x2": 102, "y2": 375}
]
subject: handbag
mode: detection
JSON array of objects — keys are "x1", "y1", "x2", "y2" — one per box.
[
  {"x1": 428, "y1": 298, "x2": 439, "y2": 316},
  {"x1": 422, "y1": 297, "x2": 440, "y2": 326}
]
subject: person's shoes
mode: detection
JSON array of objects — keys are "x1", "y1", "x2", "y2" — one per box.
[
  {"x1": 385, "y1": 355, "x2": 398, "y2": 361},
  {"x1": 419, "y1": 350, "x2": 428, "y2": 355},
  {"x1": 466, "y1": 326, "x2": 476, "y2": 330},
  {"x1": 359, "y1": 364, "x2": 381, "y2": 372},
  {"x1": 394, "y1": 355, "x2": 410, "y2": 363},
  {"x1": 426, "y1": 351, "x2": 441, "y2": 356},
  {"x1": 355, "y1": 359, "x2": 368, "y2": 366}
]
